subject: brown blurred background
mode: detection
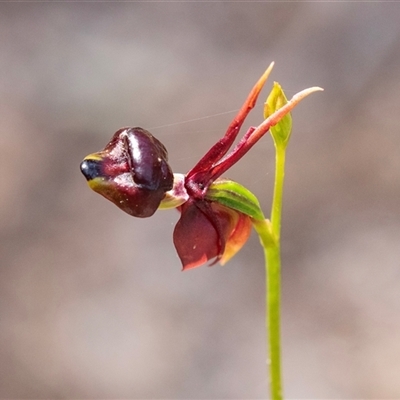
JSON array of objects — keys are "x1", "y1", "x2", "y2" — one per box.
[{"x1": 1, "y1": 2, "x2": 400, "y2": 398}]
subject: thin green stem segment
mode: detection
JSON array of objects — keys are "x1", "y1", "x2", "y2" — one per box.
[
  {"x1": 253, "y1": 144, "x2": 286, "y2": 400},
  {"x1": 264, "y1": 141, "x2": 286, "y2": 400},
  {"x1": 265, "y1": 243, "x2": 282, "y2": 400},
  {"x1": 267, "y1": 144, "x2": 286, "y2": 399},
  {"x1": 271, "y1": 146, "x2": 286, "y2": 241}
]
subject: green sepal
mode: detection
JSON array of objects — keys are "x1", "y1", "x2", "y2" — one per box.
[
  {"x1": 205, "y1": 179, "x2": 265, "y2": 221},
  {"x1": 264, "y1": 82, "x2": 292, "y2": 148}
]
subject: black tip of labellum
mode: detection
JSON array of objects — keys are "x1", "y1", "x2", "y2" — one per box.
[{"x1": 80, "y1": 159, "x2": 102, "y2": 181}]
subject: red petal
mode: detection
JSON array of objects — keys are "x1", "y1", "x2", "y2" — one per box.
[
  {"x1": 173, "y1": 200, "x2": 251, "y2": 270},
  {"x1": 173, "y1": 201, "x2": 222, "y2": 270},
  {"x1": 186, "y1": 66, "x2": 272, "y2": 186}
]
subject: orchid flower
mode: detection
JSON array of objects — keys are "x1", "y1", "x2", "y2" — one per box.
[{"x1": 80, "y1": 63, "x2": 320, "y2": 271}]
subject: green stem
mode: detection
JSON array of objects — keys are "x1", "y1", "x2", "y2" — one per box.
[
  {"x1": 255, "y1": 144, "x2": 285, "y2": 400},
  {"x1": 268, "y1": 144, "x2": 286, "y2": 399},
  {"x1": 253, "y1": 216, "x2": 282, "y2": 400},
  {"x1": 265, "y1": 242, "x2": 282, "y2": 400},
  {"x1": 271, "y1": 145, "x2": 286, "y2": 240}
]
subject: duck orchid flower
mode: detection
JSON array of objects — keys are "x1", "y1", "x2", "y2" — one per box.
[{"x1": 80, "y1": 63, "x2": 320, "y2": 270}]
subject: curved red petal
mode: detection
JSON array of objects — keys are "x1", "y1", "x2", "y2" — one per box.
[
  {"x1": 173, "y1": 200, "x2": 251, "y2": 270},
  {"x1": 173, "y1": 201, "x2": 221, "y2": 270}
]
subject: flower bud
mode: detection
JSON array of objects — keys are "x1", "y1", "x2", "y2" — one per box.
[{"x1": 264, "y1": 82, "x2": 292, "y2": 147}]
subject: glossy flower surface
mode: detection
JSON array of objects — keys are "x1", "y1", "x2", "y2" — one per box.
[{"x1": 80, "y1": 127, "x2": 174, "y2": 218}]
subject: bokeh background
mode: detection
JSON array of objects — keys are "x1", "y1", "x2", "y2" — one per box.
[{"x1": 1, "y1": 2, "x2": 400, "y2": 398}]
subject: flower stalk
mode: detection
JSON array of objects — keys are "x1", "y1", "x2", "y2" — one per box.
[{"x1": 265, "y1": 144, "x2": 286, "y2": 400}]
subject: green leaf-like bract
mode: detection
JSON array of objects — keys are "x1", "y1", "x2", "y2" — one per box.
[{"x1": 205, "y1": 179, "x2": 265, "y2": 221}]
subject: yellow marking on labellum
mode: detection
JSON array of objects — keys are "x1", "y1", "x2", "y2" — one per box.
[
  {"x1": 83, "y1": 153, "x2": 104, "y2": 162},
  {"x1": 87, "y1": 177, "x2": 106, "y2": 188}
]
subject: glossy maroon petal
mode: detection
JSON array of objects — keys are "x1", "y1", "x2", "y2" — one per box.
[
  {"x1": 173, "y1": 200, "x2": 252, "y2": 270},
  {"x1": 173, "y1": 201, "x2": 220, "y2": 270}
]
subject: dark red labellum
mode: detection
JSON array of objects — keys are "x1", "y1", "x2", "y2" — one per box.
[{"x1": 81, "y1": 127, "x2": 173, "y2": 218}]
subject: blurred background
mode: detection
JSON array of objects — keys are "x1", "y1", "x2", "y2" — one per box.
[{"x1": 1, "y1": 2, "x2": 400, "y2": 398}]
